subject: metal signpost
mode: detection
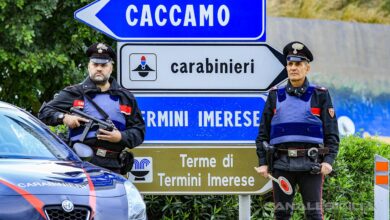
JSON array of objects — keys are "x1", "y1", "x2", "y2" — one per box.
[
  {"x1": 374, "y1": 155, "x2": 389, "y2": 220},
  {"x1": 75, "y1": 0, "x2": 276, "y2": 219},
  {"x1": 117, "y1": 44, "x2": 285, "y2": 218}
]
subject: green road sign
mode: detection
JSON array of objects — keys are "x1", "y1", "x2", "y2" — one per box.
[{"x1": 129, "y1": 146, "x2": 270, "y2": 195}]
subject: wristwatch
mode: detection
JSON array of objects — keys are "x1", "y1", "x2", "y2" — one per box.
[{"x1": 57, "y1": 113, "x2": 65, "y2": 123}]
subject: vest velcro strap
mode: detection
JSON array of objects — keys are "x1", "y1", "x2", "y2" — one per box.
[{"x1": 271, "y1": 122, "x2": 324, "y2": 139}]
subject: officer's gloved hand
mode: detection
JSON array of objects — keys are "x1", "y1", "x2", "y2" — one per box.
[
  {"x1": 320, "y1": 162, "x2": 333, "y2": 175},
  {"x1": 254, "y1": 166, "x2": 269, "y2": 178},
  {"x1": 63, "y1": 114, "x2": 89, "y2": 129}
]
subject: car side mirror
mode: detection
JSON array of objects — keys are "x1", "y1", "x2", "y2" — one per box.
[{"x1": 73, "y1": 143, "x2": 93, "y2": 162}]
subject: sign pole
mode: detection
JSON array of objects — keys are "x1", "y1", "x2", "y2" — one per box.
[
  {"x1": 75, "y1": 0, "x2": 273, "y2": 218},
  {"x1": 374, "y1": 154, "x2": 389, "y2": 220},
  {"x1": 239, "y1": 195, "x2": 251, "y2": 220}
]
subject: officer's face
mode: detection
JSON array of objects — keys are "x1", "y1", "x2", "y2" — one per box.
[
  {"x1": 88, "y1": 61, "x2": 113, "y2": 85},
  {"x1": 286, "y1": 61, "x2": 310, "y2": 85}
]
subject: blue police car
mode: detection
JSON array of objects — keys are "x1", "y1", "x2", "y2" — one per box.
[{"x1": 0, "y1": 101, "x2": 146, "y2": 220}]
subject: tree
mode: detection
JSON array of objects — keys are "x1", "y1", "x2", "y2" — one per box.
[{"x1": 0, "y1": 0, "x2": 114, "y2": 113}]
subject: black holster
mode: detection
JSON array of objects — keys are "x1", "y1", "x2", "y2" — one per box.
[
  {"x1": 119, "y1": 149, "x2": 134, "y2": 175},
  {"x1": 263, "y1": 141, "x2": 275, "y2": 172},
  {"x1": 307, "y1": 147, "x2": 322, "y2": 174}
]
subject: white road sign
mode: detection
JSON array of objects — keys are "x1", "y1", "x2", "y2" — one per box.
[{"x1": 118, "y1": 43, "x2": 286, "y2": 92}]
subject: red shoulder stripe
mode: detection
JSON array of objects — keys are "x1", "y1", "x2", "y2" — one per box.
[
  {"x1": 73, "y1": 100, "x2": 84, "y2": 108},
  {"x1": 120, "y1": 105, "x2": 132, "y2": 115},
  {"x1": 311, "y1": 108, "x2": 321, "y2": 116}
]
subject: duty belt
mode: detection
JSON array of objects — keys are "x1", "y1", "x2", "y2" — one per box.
[
  {"x1": 278, "y1": 147, "x2": 329, "y2": 157},
  {"x1": 92, "y1": 146, "x2": 120, "y2": 159}
]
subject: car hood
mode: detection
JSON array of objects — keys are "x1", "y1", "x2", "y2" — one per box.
[{"x1": 0, "y1": 160, "x2": 126, "y2": 197}]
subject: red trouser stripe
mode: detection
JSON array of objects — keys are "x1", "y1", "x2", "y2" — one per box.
[{"x1": 320, "y1": 174, "x2": 324, "y2": 220}]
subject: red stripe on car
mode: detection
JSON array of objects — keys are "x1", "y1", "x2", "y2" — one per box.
[
  {"x1": 83, "y1": 169, "x2": 96, "y2": 220},
  {"x1": 0, "y1": 178, "x2": 47, "y2": 219}
]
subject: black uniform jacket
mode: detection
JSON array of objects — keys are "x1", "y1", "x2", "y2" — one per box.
[
  {"x1": 38, "y1": 77, "x2": 145, "y2": 152},
  {"x1": 256, "y1": 78, "x2": 339, "y2": 167}
]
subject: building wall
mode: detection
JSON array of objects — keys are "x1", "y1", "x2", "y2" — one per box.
[{"x1": 267, "y1": 17, "x2": 390, "y2": 140}]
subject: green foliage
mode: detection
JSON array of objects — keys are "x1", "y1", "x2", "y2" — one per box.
[
  {"x1": 144, "y1": 136, "x2": 390, "y2": 219},
  {"x1": 322, "y1": 135, "x2": 389, "y2": 219},
  {"x1": 0, "y1": 0, "x2": 114, "y2": 113},
  {"x1": 145, "y1": 195, "x2": 238, "y2": 219},
  {"x1": 383, "y1": 0, "x2": 390, "y2": 12}
]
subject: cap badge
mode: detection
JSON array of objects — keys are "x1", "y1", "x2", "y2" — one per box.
[
  {"x1": 292, "y1": 43, "x2": 304, "y2": 54},
  {"x1": 96, "y1": 43, "x2": 108, "y2": 54}
]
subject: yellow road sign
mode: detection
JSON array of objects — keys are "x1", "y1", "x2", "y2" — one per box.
[{"x1": 129, "y1": 145, "x2": 270, "y2": 195}]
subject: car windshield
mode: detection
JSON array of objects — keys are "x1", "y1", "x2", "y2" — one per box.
[{"x1": 0, "y1": 106, "x2": 77, "y2": 160}]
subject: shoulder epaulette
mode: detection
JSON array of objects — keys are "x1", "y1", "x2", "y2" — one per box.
[
  {"x1": 315, "y1": 85, "x2": 328, "y2": 91},
  {"x1": 64, "y1": 85, "x2": 76, "y2": 90},
  {"x1": 119, "y1": 87, "x2": 131, "y2": 94},
  {"x1": 63, "y1": 84, "x2": 83, "y2": 94},
  {"x1": 118, "y1": 88, "x2": 135, "y2": 98}
]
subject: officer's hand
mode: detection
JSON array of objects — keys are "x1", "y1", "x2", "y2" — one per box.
[
  {"x1": 63, "y1": 114, "x2": 89, "y2": 129},
  {"x1": 321, "y1": 162, "x2": 333, "y2": 175},
  {"x1": 254, "y1": 165, "x2": 269, "y2": 178},
  {"x1": 96, "y1": 128, "x2": 122, "y2": 143}
]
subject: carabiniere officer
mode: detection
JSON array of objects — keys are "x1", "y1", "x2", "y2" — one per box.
[
  {"x1": 39, "y1": 43, "x2": 145, "y2": 174},
  {"x1": 254, "y1": 41, "x2": 340, "y2": 219}
]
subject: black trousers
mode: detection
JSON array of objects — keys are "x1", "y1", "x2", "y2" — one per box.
[{"x1": 272, "y1": 169, "x2": 324, "y2": 220}]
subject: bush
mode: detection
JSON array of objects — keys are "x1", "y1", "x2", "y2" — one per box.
[
  {"x1": 143, "y1": 136, "x2": 390, "y2": 219},
  {"x1": 145, "y1": 195, "x2": 238, "y2": 219},
  {"x1": 322, "y1": 135, "x2": 389, "y2": 219}
]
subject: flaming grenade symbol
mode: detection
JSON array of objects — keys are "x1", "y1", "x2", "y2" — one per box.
[{"x1": 132, "y1": 56, "x2": 155, "y2": 77}]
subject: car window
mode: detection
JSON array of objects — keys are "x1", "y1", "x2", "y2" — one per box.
[{"x1": 0, "y1": 107, "x2": 76, "y2": 160}]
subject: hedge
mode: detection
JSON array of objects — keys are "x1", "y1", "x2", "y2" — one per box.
[{"x1": 144, "y1": 135, "x2": 390, "y2": 219}]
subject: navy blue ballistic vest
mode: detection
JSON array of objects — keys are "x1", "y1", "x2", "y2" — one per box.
[
  {"x1": 70, "y1": 94, "x2": 126, "y2": 142},
  {"x1": 270, "y1": 85, "x2": 324, "y2": 145}
]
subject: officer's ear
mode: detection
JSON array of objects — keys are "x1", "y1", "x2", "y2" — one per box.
[
  {"x1": 87, "y1": 61, "x2": 92, "y2": 71},
  {"x1": 108, "y1": 61, "x2": 114, "y2": 73},
  {"x1": 305, "y1": 62, "x2": 311, "y2": 73}
]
